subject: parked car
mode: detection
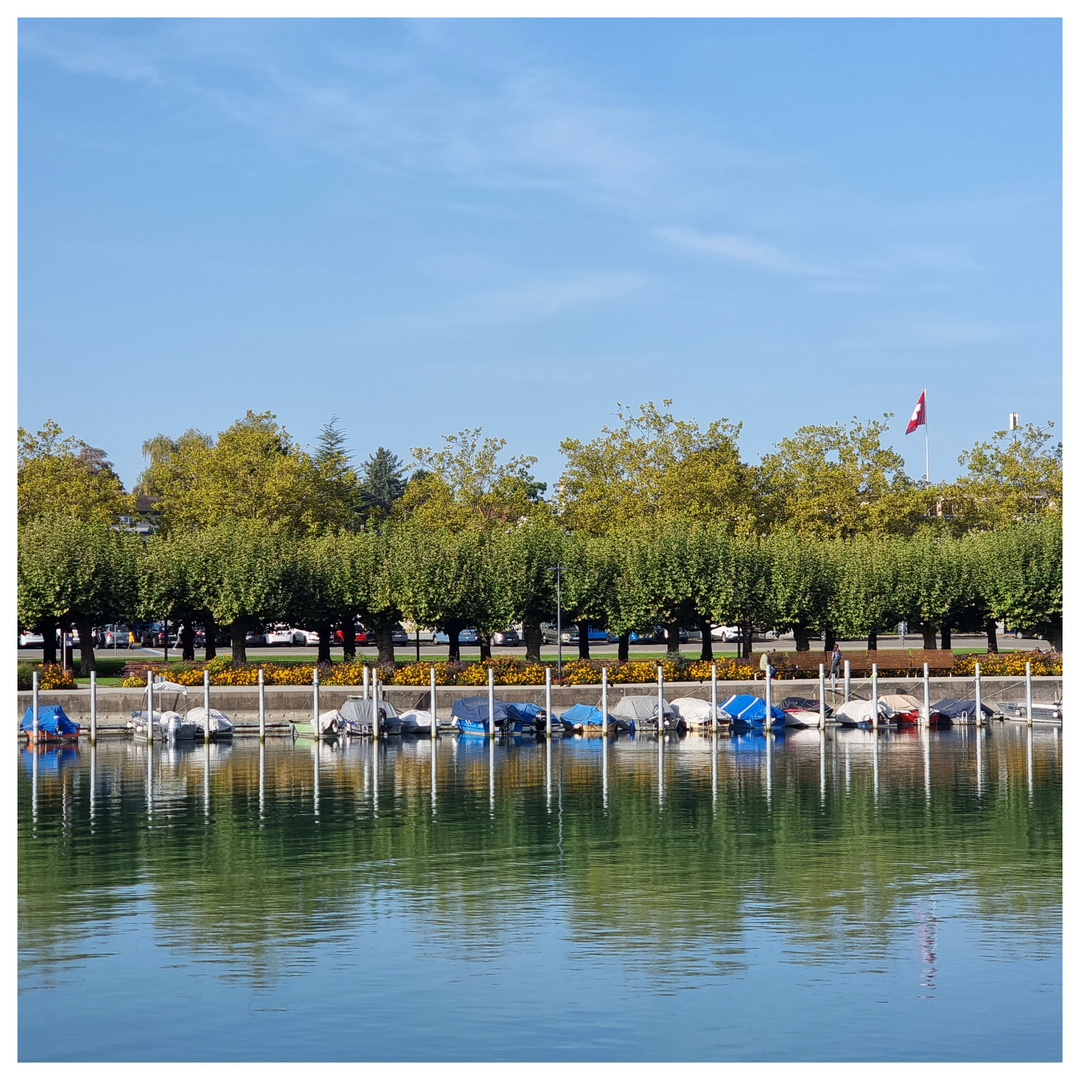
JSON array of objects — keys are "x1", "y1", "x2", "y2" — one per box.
[
  {"x1": 292, "y1": 628, "x2": 319, "y2": 646},
  {"x1": 96, "y1": 624, "x2": 131, "y2": 649},
  {"x1": 431, "y1": 628, "x2": 479, "y2": 644},
  {"x1": 711, "y1": 625, "x2": 741, "y2": 642},
  {"x1": 19, "y1": 630, "x2": 44, "y2": 648},
  {"x1": 391, "y1": 624, "x2": 410, "y2": 645},
  {"x1": 546, "y1": 624, "x2": 607, "y2": 644},
  {"x1": 168, "y1": 626, "x2": 206, "y2": 649},
  {"x1": 491, "y1": 629, "x2": 520, "y2": 646},
  {"x1": 334, "y1": 627, "x2": 372, "y2": 645},
  {"x1": 265, "y1": 625, "x2": 296, "y2": 647},
  {"x1": 245, "y1": 628, "x2": 268, "y2": 647}
]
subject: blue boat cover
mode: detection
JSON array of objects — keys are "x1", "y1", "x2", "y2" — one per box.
[
  {"x1": 719, "y1": 694, "x2": 787, "y2": 722},
  {"x1": 451, "y1": 698, "x2": 542, "y2": 724},
  {"x1": 21, "y1": 704, "x2": 78, "y2": 735}
]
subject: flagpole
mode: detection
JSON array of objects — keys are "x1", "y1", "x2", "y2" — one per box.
[{"x1": 923, "y1": 387, "x2": 929, "y2": 483}]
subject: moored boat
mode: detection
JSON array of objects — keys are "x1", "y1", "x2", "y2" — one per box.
[
  {"x1": 21, "y1": 704, "x2": 80, "y2": 743},
  {"x1": 669, "y1": 696, "x2": 727, "y2": 730},
  {"x1": 611, "y1": 694, "x2": 684, "y2": 733},
  {"x1": 451, "y1": 697, "x2": 546, "y2": 734},
  {"x1": 718, "y1": 694, "x2": 787, "y2": 728},
  {"x1": 558, "y1": 702, "x2": 631, "y2": 733},
  {"x1": 185, "y1": 706, "x2": 235, "y2": 740}
]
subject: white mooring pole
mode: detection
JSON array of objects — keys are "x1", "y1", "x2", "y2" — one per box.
[
  {"x1": 372, "y1": 669, "x2": 380, "y2": 739},
  {"x1": 545, "y1": 666, "x2": 552, "y2": 738},
  {"x1": 146, "y1": 669, "x2": 155, "y2": 745},
  {"x1": 430, "y1": 665, "x2": 438, "y2": 738},
  {"x1": 312, "y1": 664, "x2": 321, "y2": 733},
  {"x1": 922, "y1": 662, "x2": 931, "y2": 728},
  {"x1": 765, "y1": 666, "x2": 773, "y2": 732},
  {"x1": 657, "y1": 664, "x2": 665, "y2": 735},
  {"x1": 871, "y1": 663, "x2": 879, "y2": 731},
  {"x1": 601, "y1": 667, "x2": 608, "y2": 737},
  {"x1": 90, "y1": 671, "x2": 98, "y2": 744},
  {"x1": 1025, "y1": 662, "x2": 1033, "y2": 727},
  {"x1": 363, "y1": 665, "x2": 370, "y2": 701},
  {"x1": 31, "y1": 669, "x2": 39, "y2": 741},
  {"x1": 487, "y1": 667, "x2": 495, "y2": 737},
  {"x1": 711, "y1": 663, "x2": 718, "y2": 729},
  {"x1": 203, "y1": 669, "x2": 211, "y2": 744},
  {"x1": 818, "y1": 663, "x2": 826, "y2": 730},
  {"x1": 843, "y1": 660, "x2": 851, "y2": 703},
  {"x1": 974, "y1": 662, "x2": 982, "y2": 729},
  {"x1": 258, "y1": 668, "x2": 266, "y2": 741}
]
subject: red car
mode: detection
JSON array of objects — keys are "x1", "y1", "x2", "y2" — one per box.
[{"x1": 334, "y1": 627, "x2": 371, "y2": 645}]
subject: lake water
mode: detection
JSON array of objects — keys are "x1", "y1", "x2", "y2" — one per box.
[{"x1": 18, "y1": 725, "x2": 1061, "y2": 1062}]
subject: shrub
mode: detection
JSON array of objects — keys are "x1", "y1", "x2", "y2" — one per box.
[{"x1": 953, "y1": 650, "x2": 1061, "y2": 677}]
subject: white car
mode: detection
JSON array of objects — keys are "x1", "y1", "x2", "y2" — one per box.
[
  {"x1": 19, "y1": 630, "x2": 44, "y2": 648},
  {"x1": 292, "y1": 628, "x2": 319, "y2": 646},
  {"x1": 266, "y1": 625, "x2": 296, "y2": 647},
  {"x1": 711, "y1": 626, "x2": 741, "y2": 642}
]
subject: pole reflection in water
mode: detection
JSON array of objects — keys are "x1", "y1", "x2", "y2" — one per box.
[
  {"x1": 430, "y1": 728, "x2": 437, "y2": 815},
  {"x1": 922, "y1": 727, "x2": 931, "y2": 806},
  {"x1": 203, "y1": 742, "x2": 210, "y2": 821},
  {"x1": 371, "y1": 738, "x2": 379, "y2": 816},
  {"x1": 711, "y1": 727, "x2": 717, "y2": 808},
  {"x1": 89, "y1": 741, "x2": 97, "y2": 830},
  {"x1": 545, "y1": 732, "x2": 552, "y2": 814},
  {"x1": 873, "y1": 730, "x2": 879, "y2": 806},
  {"x1": 844, "y1": 741, "x2": 851, "y2": 794},
  {"x1": 602, "y1": 734, "x2": 609, "y2": 810},
  {"x1": 975, "y1": 729, "x2": 983, "y2": 800},
  {"x1": 149, "y1": 740, "x2": 156, "y2": 821},
  {"x1": 765, "y1": 732, "x2": 773, "y2": 809},
  {"x1": 31, "y1": 744, "x2": 39, "y2": 826},
  {"x1": 1027, "y1": 725, "x2": 1034, "y2": 805},
  {"x1": 819, "y1": 729, "x2": 826, "y2": 808},
  {"x1": 657, "y1": 733, "x2": 665, "y2": 810},
  {"x1": 488, "y1": 736, "x2": 495, "y2": 817},
  {"x1": 313, "y1": 740, "x2": 321, "y2": 819}
]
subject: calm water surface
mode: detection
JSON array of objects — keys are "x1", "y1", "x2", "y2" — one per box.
[{"x1": 18, "y1": 725, "x2": 1061, "y2": 1061}]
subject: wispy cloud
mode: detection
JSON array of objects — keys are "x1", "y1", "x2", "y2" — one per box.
[{"x1": 654, "y1": 225, "x2": 829, "y2": 277}]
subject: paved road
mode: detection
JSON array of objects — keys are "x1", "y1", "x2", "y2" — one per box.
[{"x1": 18, "y1": 633, "x2": 1053, "y2": 665}]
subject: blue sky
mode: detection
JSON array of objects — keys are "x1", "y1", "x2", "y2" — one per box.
[{"x1": 17, "y1": 17, "x2": 1061, "y2": 492}]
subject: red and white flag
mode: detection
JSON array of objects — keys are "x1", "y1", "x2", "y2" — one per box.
[{"x1": 905, "y1": 390, "x2": 927, "y2": 434}]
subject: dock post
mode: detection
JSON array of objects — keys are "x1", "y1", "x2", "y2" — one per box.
[
  {"x1": 871, "y1": 663, "x2": 879, "y2": 730},
  {"x1": 31, "y1": 668, "x2": 39, "y2": 741},
  {"x1": 363, "y1": 665, "x2": 369, "y2": 701},
  {"x1": 922, "y1": 662, "x2": 931, "y2": 728},
  {"x1": 203, "y1": 669, "x2": 210, "y2": 744},
  {"x1": 1025, "y1": 662, "x2": 1033, "y2": 726},
  {"x1": 430, "y1": 665, "x2": 438, "y2": 738},
  {"x1": 146, "y1": 669, "x2": 154, "y2": 744},
  {"x1": 657, "y1": 664, "x2": 664, "y2": 735},
  {"x1": 601, "y1": 666, "x2": 608, "y2": 736},
  {"x1": 711, "y1": 663, "x2": 718, "y2": 729},
  {"x1": 818, "y1": 664, "x2": 826, "y2": 729},
  {"x1": 372, "y1": 670, "x2": 379, "y2": 739},
  {"x1": 90, "y1": 671, "x2": 97, "y2": 744},
  {"x1": 843, "y1": 660, "x2": 851, "y2": 703},
  {"x1": 545, "y1": 666, "x2": 552, "y2": 738},
  {"x1": 974, "y1": 662, "x2": 982, "y2": 728},
  {"x1": 765, "y1": 667, "x2": 773, "y2": 732},
  {"x1": 312, "y1": 664, "x2": 320, "y2": 733},
  {"x1": 487, "y1": 666, "x2": 495, "y2": 737},
  {"x1": 258, "y1": 668, "x2": 266, "y2": 741}
]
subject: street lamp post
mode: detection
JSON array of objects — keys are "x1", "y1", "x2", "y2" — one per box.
[{"x1": 549, "y1": 564, "x2": 565, "y2": 679}]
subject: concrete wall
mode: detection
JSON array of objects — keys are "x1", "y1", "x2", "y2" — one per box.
[{"x1": 16, "y1": 676, "x2": 1063, "y2": 730}]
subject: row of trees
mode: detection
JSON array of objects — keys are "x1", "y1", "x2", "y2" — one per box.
[
  {"x1": 17, "y1": 403, "x2": 1062, "y2": 674},
  {"x1": 18, "y1": 513, "x2": 1062, "y2": 673}
]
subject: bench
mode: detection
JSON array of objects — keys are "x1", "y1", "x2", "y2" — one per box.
[{"x1": 750, "y1": 649, "x2": 955, "y2": 678}]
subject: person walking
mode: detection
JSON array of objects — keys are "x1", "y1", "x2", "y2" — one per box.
[
  {"x1": 830, "y1": 642, "x2": 843, "y2": 681},
  {"x1": 179, "y1": 622, "x2": 196, "y2": 662}
]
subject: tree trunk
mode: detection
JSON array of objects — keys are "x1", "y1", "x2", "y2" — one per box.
[
  {"x1": 617, "y1": 633, "x2": 630, "y2": 662},
  {"x1": 740, "y1": 622, "x2": 753, "y2": 659},
  {"x1": 698, "y1": 618, "x2": 713, "y2": 661},
  {"x1": 823, "y1": 627, "x2": 836, "y2": 652},
  {"x1": 75, "y1": 615, "x2": 96, "y2": 676},
  {"x1": 867, "y1": 630, "x2": 877, "y2": 651},
  {"x1": 940, "y1": 625, "x2": 952, "y2": 649},
  {"x1": 920, "y1": 622, "x2": 938, "y2": 650},
  {"x1": 316, "y1": 620, "x2": 333, "y2": 665},
  {"x1": 479, "y1": 633, "x2": 492, "y2": 662},
  {"x1": 341, "y1": 613, "x2": 356, "y2": 661},
  {"x1": 230, "y1": 619, "x2": 248, "y2": 663},
  {"x1": 794, "y1": 625, "x2": 811, "y2": 652},
  {"x1": 374, "y1": 620, "x2": 395, "y2": 666},
  {"x1": 203, "y1": 612, "x2": 217, "y2": 661},
  {"x1": 1045, "y1": 616, "x2": 1062, "y2": 652},
  {"x1": 523, "y1": 619, "x2": 542, "y2": 664},
  {"x1": 577, "y1": 620, "x2": 590, "y2": 660},
  {"x1": 447, "y1": 626, "x2": 461, "y2": 663},
  {"x1": 664, "y1": 621, "x2": 680, "y2": 658},
  {"x1": 39, "y1": 617, "x2": 57, "y2": 665},
  {"x1": 985, "y1": 618, "x2": 999, "y2": 654}
]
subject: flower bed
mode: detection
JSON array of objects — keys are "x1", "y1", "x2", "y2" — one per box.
[
  {"x1": 18, "y1": 662, "x2": 77, "y2": 691},
  {"x1": 120, "y1": 654, "x2": 758, "y2": 688},
  {"x1": 953, "y1": 651, "x2": 1061, "y2": 677}
]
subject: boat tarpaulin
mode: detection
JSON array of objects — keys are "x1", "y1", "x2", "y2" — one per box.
[
  {"x1": 719, "y1": 694, "x2": 787, "y2": 722},
  {"x1": 21, "y1": 704, "x2": 78, "y2": 735},
  {"x1": 932, "y1": 698, "x2": 995, "y2": 720},
  {"x1": 611, "y1": 695, "x2": 668, "y2": 721}
]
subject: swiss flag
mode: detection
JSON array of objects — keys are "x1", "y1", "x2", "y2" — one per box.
[{"x1": 905, "y1": 390, "x2": 927, "y2": 434}]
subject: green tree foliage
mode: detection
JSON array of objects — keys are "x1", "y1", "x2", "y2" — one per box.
[
  {"x1": 18, "y1": 513, "x2": 140, "y2": 673},
  {"x1": 830, "y1": 536, "x2": 904, "y2": 645},
  {"x1": 761, "y1": 533, "x2": 834, "y2": 652},
  {"x1": 557, "y1": 400, "x2": 756, "y2": 535},
  {"x1": 311, "y1": 416, "x2": 363, "y2": 532},
  {"x1": 358, "y1": 447, "x2": 407, "y2": 523},
  {"x1": 394, "y1": 429, "x2": 548, "y2": 530},
  {"x1": 759, "y1": 415, "x2": 928, "y2": 539},
  {"x1": 948, "y1": 422, "x2": 1062, "y2": 531},
  {"x1": 972, "y1": 520, "x2": 1062, "y2": 651},
  {"x1": 18, "y1": 420, "x2": 134, "y2": 525},
  {"x1": 135, "y1": 411, "x2": 351, "y2": 536}
]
